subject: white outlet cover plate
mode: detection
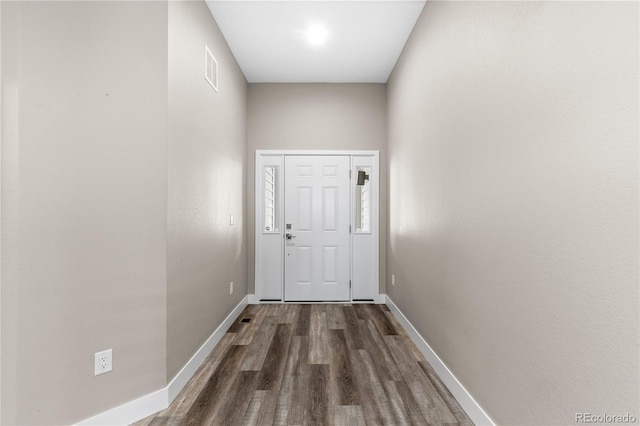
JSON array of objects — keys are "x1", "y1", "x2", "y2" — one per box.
[{"x1": 95, "y1": 349, "x2": 113, "y2": 376}]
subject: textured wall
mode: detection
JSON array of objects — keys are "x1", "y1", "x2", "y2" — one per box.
[
  {"x1": 166, "y1": 0, "x2": 248, "y2": 381},
  {"x1": 1, "y1": 2, "x2": 168, "y2": 424},
  {"x1": 387, "y1": 1, "x2": 639, "y2": 424},
  {"x1": 247, "y1": 83, "x2": 387, "y2": 295}
]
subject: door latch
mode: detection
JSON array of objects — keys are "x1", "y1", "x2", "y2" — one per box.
[{"x1": 286, "y1": 234, "x2": 296, "y2": 240}]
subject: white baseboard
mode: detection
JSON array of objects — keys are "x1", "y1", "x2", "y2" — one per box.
[
  {"x1": 377, "y1": 293, "x2": 387, "y2": 304},
  {"x1": 76, "y1": 387, "x2": 167, "y2": 426},
  {"x1": 76, "y1": 296, "x2": 249, "y2": 426},
  {"x1": 247, "y1": 293, "x2": 258, "y2": 304},
  {"x1": 385, "y1": 296, "x2": 495, "y2": 426},
  {"x1": 167, "y1": 295, "x2": 249, "y2": 401}
]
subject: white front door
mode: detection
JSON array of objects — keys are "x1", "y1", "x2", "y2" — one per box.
[{"x1": 284, "y1": 155, "x2": 350, "y2": 301}]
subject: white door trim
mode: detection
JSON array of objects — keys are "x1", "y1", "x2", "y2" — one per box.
[
  {"x1": 257, "y1": 149, "x2": 380, "y2": 156},
  {"x1": 255, "y1": 150, "x2": 379, "y2": 302}
]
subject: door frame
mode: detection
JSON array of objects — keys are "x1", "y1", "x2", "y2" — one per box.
[{"x1": 254, "y1": 150, "x2": 380, "y2": 303}]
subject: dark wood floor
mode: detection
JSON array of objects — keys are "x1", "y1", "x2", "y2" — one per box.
[{"x1": 133, "y1": 304, "x2": 473, "y2": 426}]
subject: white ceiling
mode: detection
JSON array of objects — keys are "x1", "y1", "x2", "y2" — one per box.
[{"x1": 205, "y1": 1, "x2": 426, "y2": 83}]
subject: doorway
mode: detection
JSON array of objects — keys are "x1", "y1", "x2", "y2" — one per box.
[
  {"x1": 255, "y1": 150, "x2": 379, "y2": 303},
  {"x1": 284, "y1": 155, "x2": 350, "y2": 301}
]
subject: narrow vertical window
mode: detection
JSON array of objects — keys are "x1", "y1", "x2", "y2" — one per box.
[
  {"x1": 204, "y1": 45, "x2": 218, "y2": 92},
  {"x1": 264, "y1": 166, "x2": 278, "y2": 232},
  {"x1": 356, "y1": 167, "x2": 371, "y2": 233}
]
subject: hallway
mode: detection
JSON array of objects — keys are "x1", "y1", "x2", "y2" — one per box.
[
  {"x1": 2, "y1": 1, "x2": 637, "y2": 424},
  {"x1": 134, "y1": 304, "x2": 472, "y2": 425}
]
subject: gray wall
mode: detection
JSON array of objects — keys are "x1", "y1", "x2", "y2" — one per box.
[
  {"x1": 167, "y1": 0, "x2": 247, "y2": 381},
  {"x1": 387, "y1": 1, "x2": 639, "y2": 424},
  {"x1": 1, "y1": 2, "x2": 169, "y2": 424},
  {"x1": 1, "y1": 0, "x2": 249, "y2": 423},
  {"x1": 247, "y1": 83, "x2": 387, "y2": 295}
]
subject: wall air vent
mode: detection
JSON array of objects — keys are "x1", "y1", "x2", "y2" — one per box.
[{"x1": 204, "y1": 44, "x2": 218, "y2": 92}]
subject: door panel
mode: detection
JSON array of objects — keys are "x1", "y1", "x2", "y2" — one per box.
[{"x1": 284, "y1": 156, "x2": 350, "y2": 301}]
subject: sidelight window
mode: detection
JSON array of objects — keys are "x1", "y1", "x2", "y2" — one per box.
[
  {"x1": 264, "y1": 166, "x2": 278, "y2": 232},
  {"x1": 355, "y1": 167, "x2": 371, "y2": 233}
]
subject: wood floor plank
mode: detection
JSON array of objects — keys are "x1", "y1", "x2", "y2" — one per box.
[
  {"x1": 272, "y1": 335, "x2": 301, "y2": 425},
  {"x1": 326, "y1": 304, "x2": 346, "y2": 330},
  {"x1": 281, "y1": 303, "x2": 299, "y2": 324},
  {"x1": 227, "y1": 307, "x2": 253, "y2": 333},
  {"x1": 329, "y1": 329, "x2": 359, "y2": 406},
  {"x1": 265, "y1": 303, "x2": 285, "y2": 317},
  {"x1": 388, "y1": 379, "x2": 430, "y2": 425},
  {"x1": 364, "y1": 318, "x2": 403, "y2": 381},
  {"x1": 242, "y1": 391, "x2": 265, "y2": 426},
  {"x1": 353, "y1": 303, "x2": 368, "y2": 320},
  {"x1": 333, "y1": 405, "x2": 366, "y2": 426},
  {"x1": 240, "y1": 315, "x2": 278, "y2": 371},
  {"x1": 131, "y1": 416, "x2": 155, "y2": 426},
  {"x1": 309, "y1": 305, "x2": 329, "y2": 364},
  {"x1": 165, "y1": 333, "x2": 236, "y2": 419},
  {"x1": 294, "y1": 304, "x2": 311, "y2": 336},
  {"x1": 383, "y1": 380, "x2": 428, "y2": 426},
  {"x1": 363, "y1": 304, "x2": 399, "y2": 336},
  {"x1": 132, "y1": 333, "x2": 236, "y2": 424},
  {"x1": 181, "y1": 344, "x2": 249, "y2": 426},
  {"x1": 358, "y1": 318, "x2": 403, "y2": 382},
  {"x1": 234, "y1": 304, "x2": 268, "y2": 345},
  {"x1": 257, "y1": 323, "x2": 293, "y2": 390},
  {"x1": 207, "y1": 370, "x2": 259, "y2": 425},
  {"x1": 345, "y1": 347, "x2": 384, "y2": 426},
  {"x1": 254, "y1": 390, "x2": 279, "y2": 426},
  {"x1": 358, "y1": 349, "x2": 397, "y2": 425},
  {"x1": 342, "y1": 305, "x2": 364, "y2": 350},
  {"x1": 419, "y1": 360, "x2": 474, "y2": 425},
  {"x1": 244, "y1": 304, "x2": 262, "y2": 315},
  {"x1": 383, "y1": 310, "x2": 425, "y2": 361},
  {"x1": 306, "y1": 364, "x2": 330, "y2": 426},
  {"x1": 287, "y1": 336, "x2": 310, "y2": 425},
  {"x1": 384, "y1": 335, "x2": 458, "y2": 424},
  {"x1": 133, "y1": 413, "x2": 179, "y2": 426},
  {"x1": 280, "y1": 335, "x2": 301, "y2": 393}
]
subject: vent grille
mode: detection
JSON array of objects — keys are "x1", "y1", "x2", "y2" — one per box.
[{"x1": 204, "y1": 44, "x2": 218, "y2": 92}]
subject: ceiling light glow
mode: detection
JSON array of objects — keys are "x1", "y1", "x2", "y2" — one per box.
[{"x1": 306, "y1": 25, "x2": 328, "y2": 46}]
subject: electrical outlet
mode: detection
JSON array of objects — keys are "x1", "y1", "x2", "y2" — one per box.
[
  {"x1": 229, "y1": 214, "x2": 234, "y2": 226},
  {"x1": 230, "y1": 281, "x2": 234, "y2": 295},
  {"x1": 392, "y1": 274, "x2": 396, "y2": 286},
  {"x1": 95, "y1": 349, "x2": 112, "y2": 376}
]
